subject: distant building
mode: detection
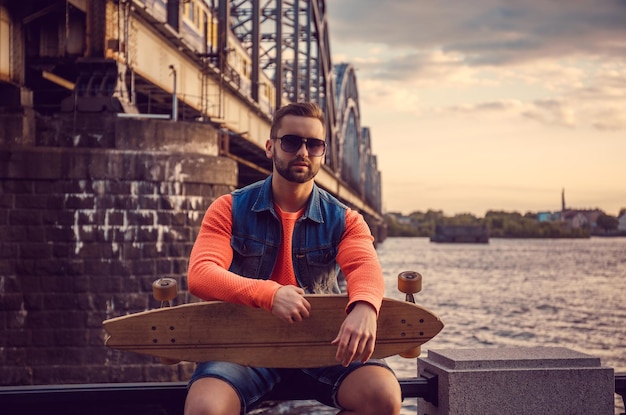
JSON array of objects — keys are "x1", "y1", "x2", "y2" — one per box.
[
  {"x1": 561, "y1": 209, "x2": 603, "y2": 230},
  {"x1": 537, "y1": 211, "x2": 560, "y2": 222},
  {"x1": 557, "y1": 189, "x2": 604, "y2": 231},
  {"x1": 396, "y1": 216, "x2": 415, "y2": 226}
]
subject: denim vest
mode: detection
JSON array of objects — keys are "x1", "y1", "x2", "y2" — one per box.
[{"x1": 229, "y1": 175, "x2": 347, "y2": 294}]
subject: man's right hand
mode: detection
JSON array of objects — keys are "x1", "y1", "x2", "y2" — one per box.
[{"x1": 271, "y1": 285, "x2": 311, "y2": 324}]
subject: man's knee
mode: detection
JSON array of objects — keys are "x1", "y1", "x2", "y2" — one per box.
[
  {"x1": 337, "y1": 365, "x2": 401, "y2": 414},
  {"x1": 184, "y1": 377, "x2": 242, "y2": 415},
  {"x1": 362, "y1": 381, "x2": 402, "y2": 414}
]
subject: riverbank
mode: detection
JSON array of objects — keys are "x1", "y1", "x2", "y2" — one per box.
[{"x1": 385, "y1": 210, "x2": 621, "y2": 238}]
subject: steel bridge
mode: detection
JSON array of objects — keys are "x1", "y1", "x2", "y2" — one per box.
[{"x1": 0, "y1": 0, "x2": 383, "y2": 226}]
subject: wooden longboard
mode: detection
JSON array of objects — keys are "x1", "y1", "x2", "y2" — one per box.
[{"x1": 103, "y1": 295, "x2": 444, "y2": 368}]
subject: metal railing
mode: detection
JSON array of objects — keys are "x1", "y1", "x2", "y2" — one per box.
[{"x1": 1, "y1": 373, "x2": 624, "y2": 415}]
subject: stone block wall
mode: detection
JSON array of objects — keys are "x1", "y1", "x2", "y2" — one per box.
[{"x1": 0, "y1": 113, "x2": 237, "y2": 386}]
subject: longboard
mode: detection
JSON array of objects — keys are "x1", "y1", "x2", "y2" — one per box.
[{"x1": 103, "y1": 294, "x2": 444, "y2": 368}]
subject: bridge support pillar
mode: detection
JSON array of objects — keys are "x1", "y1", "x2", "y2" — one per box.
[{"x1": 417, "y1": 347, "x2": 614, "y2": 415}]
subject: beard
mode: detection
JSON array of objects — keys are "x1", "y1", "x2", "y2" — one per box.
[{"x1": 273, "y1": 154, "x2": 320, "y2": 183}]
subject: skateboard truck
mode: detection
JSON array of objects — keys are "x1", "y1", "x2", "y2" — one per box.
[
  {"x1": 397, "y1": 271, "x2": 423, "y2": 359},
  {"x1": 152, "y1": 278, "x2": 180, "y2": 365}
]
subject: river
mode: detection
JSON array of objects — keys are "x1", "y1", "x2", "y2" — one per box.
[{"x1": 252, "y1": 237, "x2": 626, "y2": 414}]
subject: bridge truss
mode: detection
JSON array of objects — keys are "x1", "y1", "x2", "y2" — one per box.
[
  {"x1": 227, "y1": 0, "x2": 380, "y2": 211},
  {"x1": 227, "y1": 0, "x2": 338, "y2": 169}
]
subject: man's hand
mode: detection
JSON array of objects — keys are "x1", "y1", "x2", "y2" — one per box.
[
  {"x1": 271, "y1": 285, "x2": 311, "y2": 324},
  {"x1": 331, "y1": 302, "x2": 377, "y2": 366}
]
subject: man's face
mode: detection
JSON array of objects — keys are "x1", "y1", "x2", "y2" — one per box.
[{"x1": 266, "y1": 115, "x2": 325, "y2": 183}]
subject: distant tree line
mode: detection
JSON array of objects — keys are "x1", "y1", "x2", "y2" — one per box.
[{"x1": 385, "y1": 209, "x2": 623, "y2": 238}]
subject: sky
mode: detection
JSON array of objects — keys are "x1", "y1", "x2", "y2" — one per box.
[{"x1": 325, "y1": 0, "x2": 626, "y2": 217}]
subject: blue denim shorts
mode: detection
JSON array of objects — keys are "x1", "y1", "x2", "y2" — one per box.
[{"x1": 189, "y1": 359, "x2": 394, "y2": 414}]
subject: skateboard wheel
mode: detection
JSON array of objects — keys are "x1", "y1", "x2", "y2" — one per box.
[
  {"x1": 399, "y1": 346, "x2": 421, "y2": 359},
  {"x1": 398, "y1": 271, "x2": 422, "y2": 294},
  {"x1": 152, "y1": 278, "x2": 178, "y2": 302}
]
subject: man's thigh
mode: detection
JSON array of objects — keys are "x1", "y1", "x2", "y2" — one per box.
[
  {"x1": 301, "y1": 359, "x2": 396, "y2": 409},
  {"x1": 188, "y1": 361, "x2": 281, "y2": 414}
]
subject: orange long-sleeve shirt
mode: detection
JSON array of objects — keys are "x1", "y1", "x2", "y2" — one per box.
[{"x1": 188, "y1": 194, "x2": 384, "y2": 314}]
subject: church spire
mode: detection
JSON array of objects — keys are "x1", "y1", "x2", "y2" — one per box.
[{"x1": 561, "y1": 188, "x2": 566, "y2": 212}]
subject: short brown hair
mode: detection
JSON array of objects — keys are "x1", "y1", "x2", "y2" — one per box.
[{"x1": 270, "y1": 102, "x2": 325, "y2": 139}]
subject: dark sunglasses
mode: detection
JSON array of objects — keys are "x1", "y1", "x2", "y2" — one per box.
[{"x1": 274, "y1": 134, "x2": 326, "y2": 157}]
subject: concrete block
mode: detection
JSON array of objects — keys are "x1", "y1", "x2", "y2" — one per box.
[{"x1": 418, "y1": 347, "x2": 614, "y2": 415}]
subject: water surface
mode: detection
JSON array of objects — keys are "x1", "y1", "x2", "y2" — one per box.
[{"x1": 254, "y1": 237, "x2": 626, "y2": 414}]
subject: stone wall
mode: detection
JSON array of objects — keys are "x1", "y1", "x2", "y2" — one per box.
[{"x1": 0, "y1": 113, "x2": 237, "y2": 385}]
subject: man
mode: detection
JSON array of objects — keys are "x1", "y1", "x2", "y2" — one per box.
[{"x1": 184, "y1": 102, "x2": 401, "y2": 415}]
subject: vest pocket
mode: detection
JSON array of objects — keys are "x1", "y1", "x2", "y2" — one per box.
[
  {"x1": 300, "y1": 247, "x2": 341, "y2": 294},
  {"x1": 230, "y1": 236, "x2": 267, "y2": 278},
  {"x1": 305, "y1": 247, "x2": 337, "y2": 267}
]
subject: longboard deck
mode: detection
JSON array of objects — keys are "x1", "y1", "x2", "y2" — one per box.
[{"x1": 103, "y1": 295, "x2": 444, "y2": 368}]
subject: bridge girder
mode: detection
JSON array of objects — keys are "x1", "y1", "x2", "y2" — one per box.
[{"x1": 228, "y1": 0, "x2": 339, "y2": 172}]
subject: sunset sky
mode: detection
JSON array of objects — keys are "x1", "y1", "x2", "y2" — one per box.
[{"x1": 326, "y1": 0, "x2": 626, "y2": 217}]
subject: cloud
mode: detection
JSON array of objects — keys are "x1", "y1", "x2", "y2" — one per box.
[
  {"x1": 522, "y1": 99, "x2": 576, "y2": 128},
  {"x1": 328, "y1": 1, "x2": 626, "y2": 131},
  {"x1": 326, "y1": 1, "x2": 626, "y2": 215},
  {"x1": 590, "y1": 109, "x2": 626, "y2": 131},
  {"x1": 358, "y1": 49, "x2": 486, "y2": 88},
  {"x1": 327, "y1": 0, "x2": 626, "y2": 65},
  {"x1": 436, "y1": 94, "x2": 626, "y2": 131},
  {"x1": 433, "y1": 98, "x2": 576, "y2": 128}
]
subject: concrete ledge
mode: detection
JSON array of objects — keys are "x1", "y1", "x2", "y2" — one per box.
[
  {"x1": 0, "y1": 146, "x2": 237, "y2": 185},
  {"x1": 425, "y1": 346, "x2": 602, "y2": 370},
  {"x1": 419, "y1": 347, "x2": 615, "y2": 415}
]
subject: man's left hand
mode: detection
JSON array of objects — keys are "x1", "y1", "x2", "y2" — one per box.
[{"x1": 331, "y1": 302, "x2": 377, "y2": 366}]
